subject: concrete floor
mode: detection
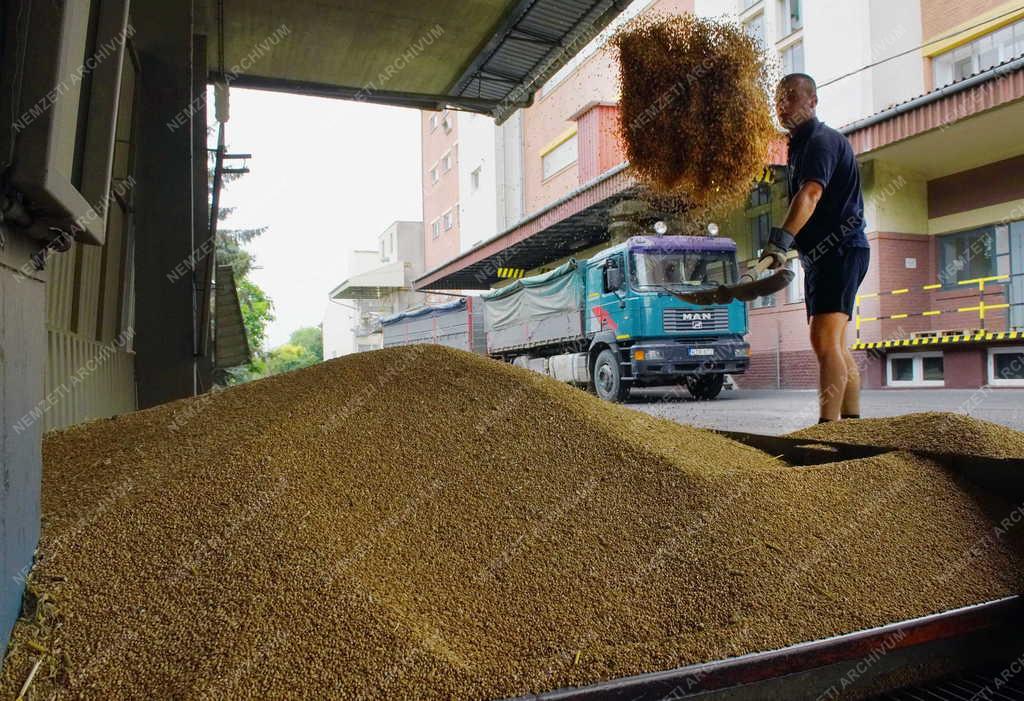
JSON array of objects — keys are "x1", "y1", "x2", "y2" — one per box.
[{"x1": 628, "y1": 387, "x2": 1024, "y2": 434}]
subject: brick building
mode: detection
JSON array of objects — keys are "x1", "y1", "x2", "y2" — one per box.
[{"x1": 416, "y1": 0, "x2": 1024, "y2": 391}]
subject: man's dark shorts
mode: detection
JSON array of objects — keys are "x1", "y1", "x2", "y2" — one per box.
[{"x1": 801, "y1": 246, "x2": 870, "y2": 320}]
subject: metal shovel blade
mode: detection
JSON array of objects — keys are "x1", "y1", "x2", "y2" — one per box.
[{"x1": 661, "y1": 268, "x2": 795, "y2": 306}]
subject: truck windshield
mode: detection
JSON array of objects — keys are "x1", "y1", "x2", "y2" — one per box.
[{"x1": 629, "y1": 251, "x2": 737, "y2": 290}]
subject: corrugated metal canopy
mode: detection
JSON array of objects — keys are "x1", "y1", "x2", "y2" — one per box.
[
  {"x1": 214, "y1": 266, "x2": 252, "y2": 369},
  {"x1": 415, "y1": 163, "x2": 638, "y2": 290},
  {"x1": 329, "y1": 260, "x2": 407, "y2": 299},
  {"x1": 207, "y1": 0, "x2": 632, "y2": 122}
]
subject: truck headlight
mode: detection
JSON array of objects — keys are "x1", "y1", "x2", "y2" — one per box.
[
  {"x1": 638, "y1": 349, "x2": 664, "y2": 360},
  {"x1": 735, "y1": 347, "x2": 750, "y2": 357}
]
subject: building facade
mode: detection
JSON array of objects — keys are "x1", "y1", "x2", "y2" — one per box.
[
  {"x1": 326, "y1": 221, "x2": 429, "y2": 356},
  {"x1": 416, "y1": 0, "x2": 1024, "y2": 391}
]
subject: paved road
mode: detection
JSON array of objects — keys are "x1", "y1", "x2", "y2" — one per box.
[{"x1": 627, "y1": 387, "x2": 1024, "y2": 434}]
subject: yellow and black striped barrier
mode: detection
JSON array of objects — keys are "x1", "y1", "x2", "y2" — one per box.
[
  {"x1": 496, "y1": 267, "x2": 526, "y2": 279},
  {"x1": 855, "y1": 275, "x2": 1011, "y2": 334},
  {"x1": 851, "y1": 330, "x2": 1022, "y2": 351}
]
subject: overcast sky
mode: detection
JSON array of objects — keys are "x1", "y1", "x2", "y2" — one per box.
[{"x1": 214, "y1": 88, "x2": 423, "y2": 348}]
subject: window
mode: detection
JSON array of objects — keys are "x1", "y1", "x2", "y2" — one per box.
[
  {"x1": 938, "y1": 227, "x2": 996, "y2": 286},
  {"x1": 742, "y1": 0, "x2": 761, "y2": 9},
  {"x1": 752, "y1": 212, "x2": 771, "y2": 253},
  {"x1": 443, "y1": 209, "x2": 454, "y2": 231},
  {"x1": 470, "y1": 166, "x2": 481, "y2": 192},
  {"x1": 781, "y1": 40, "x2": 805, "y2": 74},
  {"x1": 442, "y1": 152, "x2": 452, "y2": 172},
  {"x1": 887, "y1": 352, "x2": 945, "y2": 387},
  {"x1": 744, "y1": 12, "x2": 765, "y2": 46},
  {"x1": 429, "y1": 114, "x2": 438, "y2": 131},
  {"x1": 541, "y1": 133, "x2": 578, "y2": 179},
  {"x1": 430, "y1": 166, "x2": 438, "y2": 184},
  {"x1": 932, "y1": 18, "x2": 1024, "y2": 87},
  {"x1": 988, "y1": 347, "x2": 1024, "y2": 386},
  {"x1": 431, "y1": 220, "x2": 440, "y2": 239},
  {"x1": 787, "y1": 257, "x2": 804, "y2": 303},
  {"x1": 778, "y1": 0, "x2": 802, "y2": 37},
  {"x1": 441, "y1": 112, "x2": 453, "y2": 133}
]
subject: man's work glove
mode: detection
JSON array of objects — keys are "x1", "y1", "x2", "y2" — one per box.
[{"x1": 760, "y1": 227, "x2": 795, "y2": 270}]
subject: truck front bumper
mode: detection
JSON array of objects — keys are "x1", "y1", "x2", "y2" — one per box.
[{"x1": 628, "y1": 340, "x2": 750, "y2": 378}]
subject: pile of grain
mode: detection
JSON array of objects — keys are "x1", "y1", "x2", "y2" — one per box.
[
  {"x1": 2, "y1": 347, "x2": 1022, "y2": 700},
  {"x1": 613, "y1": 14, "x2": 777, "y2": 215},
  {"x1": 789, "y1": 412, "x2": 1024, "y2": 460}
]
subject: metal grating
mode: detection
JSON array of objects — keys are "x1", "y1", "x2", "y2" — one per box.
[
  {"x1": 450, "y1": 0, "x2": 633, "y2": 122},
  {"x1": 664, "y1": 307, "x2": 729, "y2": 332},
  {"x1": 875, "y1": 666, "x2": 1024, "y2": 700}
]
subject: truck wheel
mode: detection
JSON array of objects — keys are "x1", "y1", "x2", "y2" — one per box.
[
  {"x1": 686, "y1": 373, "x2": 724, "y2": 400},
  {"x1": 593, "y1": 349, "x2": 629, "y2": 402}
]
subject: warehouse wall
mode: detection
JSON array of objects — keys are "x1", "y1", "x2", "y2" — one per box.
[{"x1": 0, "y1": 233, "x2": 45, "y2": 655}]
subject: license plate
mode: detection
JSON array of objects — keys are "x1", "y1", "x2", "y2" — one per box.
[{"x1": 689, "y1": 348, "x2": 715, "y2": 356}]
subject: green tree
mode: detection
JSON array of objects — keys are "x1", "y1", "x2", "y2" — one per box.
[
  {"x1": 238, "y1": 278, "x2": 275, "y2": 353},
  {"x1": 288, "y1": 326, "x2": 323, "y2": 362},
  {"x1": 265, "y1": 343, "x2": 316, "y2": 375}
]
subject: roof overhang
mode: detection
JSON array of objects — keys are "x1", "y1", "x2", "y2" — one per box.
[
  {"x1": 413, "y1": 159, "x2": 789, "y2": 291},
  {"x1": 330, "y1": 260, "x2": 407, "y2": 299},
  {"x1": 206, "y1": 0, "x2": 633, "y2": 124},
  {"x1": 841, "y1": 57, "x2": 1024, "y2": 156},
  {"x1": 415, "y1": 162, "x2": 639, "y2": 290}
]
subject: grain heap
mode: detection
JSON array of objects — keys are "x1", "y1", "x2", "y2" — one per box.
[
  {"x1": 2, "y1": 346, "x2": 1022, "y2": 700},
  {"x1": 613, "y1": 14, "x2": 778, "y2": 217},
  {"x1": 789, "y1": 412, "x2": 1024, "y2": 460}
]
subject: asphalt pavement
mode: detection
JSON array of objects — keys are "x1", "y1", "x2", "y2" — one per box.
[{"x1": 627, "y1": 387, "x2": 1024, "y2": 434}]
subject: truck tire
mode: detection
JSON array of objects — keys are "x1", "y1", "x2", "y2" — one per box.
[
  {"x1": 592, "y1": 349, "x2": 630, "y2": 402},
  {"x1": 686, "y1": 373, "x2": 725, "y2": 400}
]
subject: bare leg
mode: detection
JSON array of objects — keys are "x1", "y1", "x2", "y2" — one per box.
[
  {"x1": 841, "y1": 344, "x2": 861, "y2": 417},
  {"x1": 809, "y1": 313, "x2": 850, "y2": 422}
]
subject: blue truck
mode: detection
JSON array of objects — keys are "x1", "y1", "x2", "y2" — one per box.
[{"x1": 384, "y1": 234, "x2": 750, "y2": 401}]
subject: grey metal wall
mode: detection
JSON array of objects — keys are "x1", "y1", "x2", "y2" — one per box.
[{"x1": 0, "y1": 232, "x2": 45, "y2": 654}]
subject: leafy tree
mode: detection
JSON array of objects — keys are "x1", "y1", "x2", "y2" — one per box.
[
  {"x1": 288, "y1": 326, "x2": 323, "y2": 362},
  {"x1": 238, "y1": 278, "x2": 275, "y2": 353},
  {"x1": 265, "y1": 343, "x2": 316, "y2": 375}
]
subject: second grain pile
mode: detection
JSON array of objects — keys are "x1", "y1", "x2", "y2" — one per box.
[{"x1": 2, "y1": 346, "x2": 1022, "y2": 700}]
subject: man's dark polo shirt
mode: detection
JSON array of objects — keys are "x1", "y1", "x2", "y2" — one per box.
[{"x1": 787, "y1": 117, "x2": 869, "y2": 259}]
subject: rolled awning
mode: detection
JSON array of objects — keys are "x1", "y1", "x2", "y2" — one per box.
[
  {"x1": 329, "y1": 260, "x2": 407, "y2": 300},
  {"x1": 205, "y1": 0, "x2": 633, "y2": 123}
]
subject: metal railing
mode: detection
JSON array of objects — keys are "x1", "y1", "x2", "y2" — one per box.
[{"x1": 854, "y1": 273, "x2": 1024, "y2": 341}]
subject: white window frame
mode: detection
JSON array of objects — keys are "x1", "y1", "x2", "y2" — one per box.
[
  {"x1": 886, "y1": 352, "x2": 945, "y2": 387},
  {"x1": 431, "y1": 219, "x2": 441, "y2": 239},
  {"x1": 442, "y1": 151, "x2": 452, "y2": 173},
  {"x1": 932, "y1": 18, "x2": 1024, "y2": 88},
  {"x1": 429, "y1": 114, "x2": 438, "y2": 131},
  {"x1": 443, "y1": 209, "x2": 453, "y2": 231},
  {"x1": 430, "y1": 166, "x2": 439, "y2": 184},
  {"x1": 780, "y1": 38, "x2": 805, "y2": 74},
  {"x1": 787, "y1": 256, "x2": 804, "y2": 304},
  {"x1": 441, "y1": 112, "x2": 453, "y2": 133},
  {"x1": 777, "y1": 0, "x2": 802, "y2": 38},
  {"x1": 987, "y1": 346, "x2": 1024, "y2": 387},
  {"x1": 743, "y1": 11, "x2": 766, "y2": 47},
  {"x1": 470, "y1": 166, "x2": 481, "y2": 192},
  {"x1": 541, "y1": 133, "x2": 578, "y2": 180}
]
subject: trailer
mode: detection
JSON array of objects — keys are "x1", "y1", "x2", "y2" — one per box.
[{"x1": 380, "y1": 297, "x2": 486, "y2": 353}]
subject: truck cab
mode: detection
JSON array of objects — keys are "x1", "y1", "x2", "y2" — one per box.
[{"x1": 584, "y1": 235, "x2": 750, "y2": 400}]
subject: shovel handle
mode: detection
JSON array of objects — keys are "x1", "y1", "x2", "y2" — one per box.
[{"x1": 739, "y1": 255, "x2": 778, "y2": 283}]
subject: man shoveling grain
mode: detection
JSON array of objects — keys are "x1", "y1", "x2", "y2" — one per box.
[{"x1": 761, "y1": 73, "x2": 870, "y2": 423}]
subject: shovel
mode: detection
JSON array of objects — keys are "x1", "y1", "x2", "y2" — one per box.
[{"x1": 660, "y1": 256, "x2": 795, "y2": 306}]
